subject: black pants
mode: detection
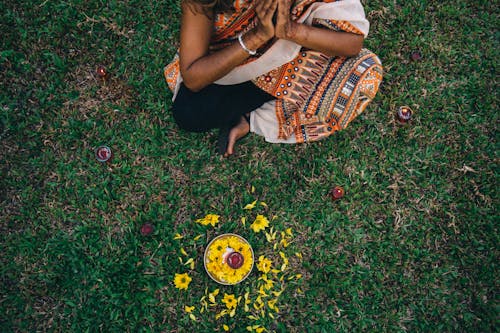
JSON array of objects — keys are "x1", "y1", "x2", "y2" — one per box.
[{"x1": 172, "y1": 81, "x2": 275, "y2": 132}]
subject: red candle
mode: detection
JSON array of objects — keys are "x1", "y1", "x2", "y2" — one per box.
[
  {"x1": 140, "y1": 223, "x2": 154, "y2": 236},
  {"x1": 397, "y1": 106, "x2": 413, "y2": 123},
  {"x1": 95, "y1": 145, "x2": 112, "y2": 162},
  {"x1": 331, "y1": 186, "x2": 344, "y2": 200},
  {"x1": 227, "y1": 252, "x2": 244, "y2": 269},
  {"x1": 96, "y1": 65, "x2": 107, "y2": 78}
]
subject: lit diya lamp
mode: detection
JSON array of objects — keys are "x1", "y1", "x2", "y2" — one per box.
[
  {"x1": 330, "y1": 186, "x2": 345, "y2": 201},
  {"x1": 227, "y1": 251, "x2": 244, "y2": 269},
  {"x1": 204, "y1": 233, "x2": 254, "y2": 285},
  {"x1": 96, "y1": 65, "x2": 107, "y2": 79},
  {"x1": 397, "y1": 106, "x2": 413, "y2": 123},
  {"x1": 95, "y1": 145, "x2": 112, "y2": 163}
]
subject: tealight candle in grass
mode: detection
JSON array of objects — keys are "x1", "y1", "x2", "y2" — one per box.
[
  {"x1": 397, "y1": 106, "x2": 413, "y2": 123},
  {"x1": 330, "y1": 186, "x2": 344, "y2": 200},
  {"x1": 410, "y1": 50, "x2": 423, "y2": 61},
  {"x1": 96, "y1": 65, "x2": 107, "y2": 78},
  {"x1": 95, "y1": 145, "x2": 112, "y2": 163},
  {"x1": 140, "y1": 223, "x2": 154, "y2": 236}
]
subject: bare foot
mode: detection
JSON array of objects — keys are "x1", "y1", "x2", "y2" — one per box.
[{"x1": 225, "y1": 115, "x2": 250, "y2": 157}]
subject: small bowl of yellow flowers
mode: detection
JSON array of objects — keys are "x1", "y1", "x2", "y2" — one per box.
[{"x1": 204, "y1": 233, "x2": 254, "y2": 285}]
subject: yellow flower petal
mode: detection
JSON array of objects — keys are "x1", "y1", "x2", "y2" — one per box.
[
  {"x1": 241, "y1": 217, "x2": 246, "y2": 226},
  {"x1": 194, "y1": 234, "x2": 203, "y2": 241},
  {"x1": 265, "y1": 227, "x2": 277, "y2": 242},
  {"x1": 180, "y1": 247, "x2": 188, "y2": 256},
  {"x1": 257, "y1": 255, "x2": 272, "y2": 274},
  {"x1": 268, "y1": 299, "x2": 278, "y2": 311},
  {"x1": 260, "y1": 201, "x2": 268, "y2": 208},
  {"x1": 195, "y1": 214, "x2": 220, "y2": 226},
  {"x1": 215, "y1": 309, "x2": 228, "y2": 320},
  {"x1": 184, "y1": 305, "x2": 195, "y2": 313},
  {"x1": 223, "y1": 324, "x2": 230, "y2": 331},
  {"x1": 271, "y1": 290, "x2": 283, "y2": 297},
  {"x1": 243, "y1": 200, "x2": 257, "y2": 210},
  {"x1": 173, "y1": 233, "x2": 183, "y2": 240},
  {"x1": 189, "y1": 313, "x2": 197, "y2": 321},
  {"x1": 208, "y1": 288, "x2": 219, "y2": 304}
]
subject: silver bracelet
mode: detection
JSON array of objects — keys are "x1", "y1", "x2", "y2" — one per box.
[{"x1": 238, "y1": 33, "x2": 257, "y2": 56}]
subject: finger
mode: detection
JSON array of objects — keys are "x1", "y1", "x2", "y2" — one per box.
[
  {"x1": 264, "y1": 0, "x2": 278, "y2": 19},
  {"x1": 255, "y1": 0, "x2": 271, "y2": 12},
  {"x1": 256, "y1": 1, "x2": 276, "y2": 23},
  {"x1": 277, "y1": 0, "x2": 286, "y2": 14},
  {"x1": 259, "y1": 0, "x2": 276, "y2": 13}
]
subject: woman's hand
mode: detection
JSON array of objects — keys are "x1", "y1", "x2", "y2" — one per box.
[
  {"x1": 254, "y1": 0, "x2": 278, "y2": 41},
  {"x1": 274, "y1": 0, "x2": 364, "y2": 57},
  {"x1": 275, "y1": 0, "x2": 299, "y2": 40},
  {"x1": 179, "y1": 0, "x2": 279, "y2": 92}
]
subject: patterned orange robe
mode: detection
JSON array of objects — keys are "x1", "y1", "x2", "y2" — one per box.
[{"x1": 165, "y1": 0, "x2": 383, "y2": 143}]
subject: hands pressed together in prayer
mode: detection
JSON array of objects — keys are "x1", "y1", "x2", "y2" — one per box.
[
  {"x1": 179, "y1": 0, "x2": 363, "y2": 92},
  {"x1": 254, "y1": 0, "x2": 298, "y2": 41},
  {"x1": 252, "y1": 0, "x2": 364, "y2": 57}
]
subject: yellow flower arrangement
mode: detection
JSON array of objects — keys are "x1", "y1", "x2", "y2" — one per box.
[
  {"x1": 173, "y1": 201, "x2": 304, "y2": 331},
  {"x1": 204, "y1": 234, "x2": 254, "y2": 285}
]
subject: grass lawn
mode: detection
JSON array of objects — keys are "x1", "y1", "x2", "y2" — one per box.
[{"x1": 1, "y1": 0, "x2": 498, "y2": 332}]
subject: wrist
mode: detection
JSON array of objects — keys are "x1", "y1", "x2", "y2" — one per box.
[
  {"x1": 238, "y1": 33, "x2": 257, "y2": 55},
  {"x1": 283, "y1": 21, "x2": 302, "y2": 41},
  {"x1": 252, "y1": 26, "x2": 274, "y2": 44}
]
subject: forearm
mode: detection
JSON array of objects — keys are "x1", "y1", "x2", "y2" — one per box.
[
  {"x1": 284, "y1": 23, "x2": 364, "y2": 57},
  {"x1": 181, "y1": 31, "x2": 269, "y2": 92}
]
